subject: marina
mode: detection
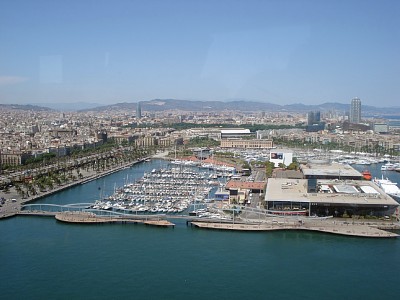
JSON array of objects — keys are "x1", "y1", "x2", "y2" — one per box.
[
  {"x1": 91, "y1": 166, "x2": 223, "y2": 214},
  {"x1": 11, "y1": 157, "x2": 400, "y2": 238}
]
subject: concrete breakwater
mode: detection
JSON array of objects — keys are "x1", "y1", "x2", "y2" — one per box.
[
  {"x1": 190, "y1": 220, "x2": 399, "y2": 238},
  {"x1": 15, "y1": 208, "x2": 400, "y2": 237}
]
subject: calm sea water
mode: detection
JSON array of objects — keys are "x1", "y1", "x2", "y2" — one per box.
[{"x1": 1, "y1": 160, "x2": 400, "y2": 300}]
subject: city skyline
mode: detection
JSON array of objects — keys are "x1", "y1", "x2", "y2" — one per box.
[{"x1": 1, "y1": 0, "x2": 399, "y2": 107}]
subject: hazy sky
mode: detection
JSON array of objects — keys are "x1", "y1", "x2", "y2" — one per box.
[{"x1": 1, "y1": 0, "x2": 399, "y2": 106}]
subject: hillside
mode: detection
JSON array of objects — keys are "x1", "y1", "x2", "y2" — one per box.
[{"x1": 79, "y1": 99, "x2": 400, "y2": 115}]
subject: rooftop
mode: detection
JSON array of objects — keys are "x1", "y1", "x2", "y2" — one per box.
[
  {"x1": 265, "y1": 178, "x2": 399, "y2": 206},
  {"x1": 300, "y1": 161, "x2": 362, "y2": 178},
  {"x1": 220, "y1": 129, "x2": 251, "y2": 134},
  {"x1": 226, "y1": 181, "x2": 266, "y2": 190}
]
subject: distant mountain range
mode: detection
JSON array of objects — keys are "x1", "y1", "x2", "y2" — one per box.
[
  {"x1": 4, "y1": 99, "x2": 400, "y2": 116},
  {"x1": 79, "y1": 99, "x2": 400, "y2": 116},
  {"x1": 0, "y1": 104, "x2": 52, "y2": 111},
  {"x1": 30, "y1": 102, "x2": 102, "y2": 111}
]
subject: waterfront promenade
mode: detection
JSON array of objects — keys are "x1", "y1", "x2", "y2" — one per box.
[
  {"x1": 2, "y1": 152, "x2": 400, "y2": 238},
  {"x1": 54, "y1": 211, "x2": 175, "y2": 227},
  {"x1": 15, "y1": 204, "x2": 400, "y2": 238},
  {"x1": 0, "y1": 158, "x2": 146, "y2": 219},
  {"x1": 190, "y1": 218, "x2": 400, "y2": 238}
]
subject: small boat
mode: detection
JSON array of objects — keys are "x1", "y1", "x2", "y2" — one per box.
[
  {"x1": 361, "y1": 170, "x2": 372, "y2": 181},
  {"x1": 381, "y1": 163, "x2": 395, "y2": 171}
]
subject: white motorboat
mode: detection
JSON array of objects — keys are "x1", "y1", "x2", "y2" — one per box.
[{"x1": 373, "y1": 177, "x2": 400, "y2": 203}]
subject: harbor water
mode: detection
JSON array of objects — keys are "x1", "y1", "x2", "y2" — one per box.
[{"x1": 1, "y1": 160, "x2": 400, "y2": 299}]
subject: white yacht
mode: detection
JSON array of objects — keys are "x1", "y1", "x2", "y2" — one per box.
[
  {"x1": 373, "y1": 177, "x2": 400, "y2": 203},
  {"x1": 381, "y1": 163, "x2": 395, "y2": 171}
]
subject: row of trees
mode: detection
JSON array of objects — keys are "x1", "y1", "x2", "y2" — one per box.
[{"x1": 7, "y1": 143, "x2": 152, "y2": 198}]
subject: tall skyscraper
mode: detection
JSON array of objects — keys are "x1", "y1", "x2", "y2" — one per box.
[
  {"x1": 306, "y1": 110, "x2": 324, "y2": 132},
  {"x1": 136, "y1": 102, "x2": 142, "y2": 119},
  {"x1": 307, "y1": 111, "x2": 320, "y2": 125},
  {"x1": 307, "y1": 111, "x2": 315, "y2": 125},
  {"x1": 350, "y1": 97, "x2": 361, "y2": 123}
]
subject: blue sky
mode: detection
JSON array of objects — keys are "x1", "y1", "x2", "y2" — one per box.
[{"x1": 0, "y1": 0, "x2": 399, "y2": 106}]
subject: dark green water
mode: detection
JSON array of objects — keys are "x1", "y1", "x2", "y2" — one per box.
[{"x1": 1, "y1": 161, "x2": 400, "y2": 299}]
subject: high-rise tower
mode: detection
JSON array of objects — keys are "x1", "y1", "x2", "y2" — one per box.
[
  {"x1": 307, "y1": 111, "x2": 315, "y2": 125},
  {"x1": 307, "y1": 111, "x2": 321, "y2": 125},
  {"x1": 136, "y1": 102, "x2": 142, "y2": 119},
  {"x1": 350, "y1": 97, "x2": 361, "y2": 123}
]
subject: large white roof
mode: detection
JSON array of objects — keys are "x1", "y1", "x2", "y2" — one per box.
[{"x1": 221, "y1": 129, "x2": 251, "y2": 134}]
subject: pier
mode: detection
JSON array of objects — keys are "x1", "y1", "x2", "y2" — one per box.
[
  {"x1": 55, "y1": 211, "x2": 175, "y2": 227},
  {"x1": 15, "y1": 203, "x2": 400, "y2": 237},
  {"x1": 189, "y1": 219, "x2": 399, "y2": 238},
  {"x1": 18, "y1": 203, "x2": 175, "y2": 227}
]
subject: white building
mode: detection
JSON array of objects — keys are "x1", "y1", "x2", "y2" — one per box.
[
  {"x1": 269, "y1": 150, "x2": 293, "y2": 167},
  {"x1": 220, "y1": 129, "x2": 251, "y2": 139}
]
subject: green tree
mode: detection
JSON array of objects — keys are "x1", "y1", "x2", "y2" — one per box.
[
  {"x1": 287, "y1": 162, "x2": 298, "y2": 170},
  {"x1": 265, "y1": 162, "x2": 275, "y2": 178}
]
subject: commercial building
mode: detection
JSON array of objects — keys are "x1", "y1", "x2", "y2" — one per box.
[
  {"x1": 300, "y1": 160, "x2": 363, "y2": 180},
  {"x1": 373, "y1": 123, "x2": 389, "y2": 134},
  {"x1": 265, "y1": 177, "x2": 398, "y2": 217},
  {"x1": 269, "y1": 150, "x2": 293, "y2": 167},
  {"x1": 220, "y1": 138, "x2": 273, "y2": 149},
  {"x1": 135, "y1": 136, "x2": 157, "y2": 147},
  {"x1": 265, "y1": 160, "x2": 398, "y2": 217},
  {"x1": 306, "y1": 111, "x2": 325, "y2": 132},
  {"x1": 350, "y1": 97, "x2": 361, "y2": 124},
  {"x1": 0, "y1": 150, "x2": 31, "y2": 166},
  {"x1": 225, "y1": 181, "x2": 266, "y2": 205},
  {"x1": 307, "y1": 111, "x2": 321, "y2": 125},
  {"x1": 220, "y1": 129, "x2": 252, "y2": 139},
  {"x1": 306, "y1": 123, "x2": 325, "y2": 132}
]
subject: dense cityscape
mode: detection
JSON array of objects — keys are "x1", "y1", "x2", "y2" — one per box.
[
  {"x1": 1, "y1": 98, "x2": 400, "y2": 237},
  {"x1": 2, "y1": 1, "x2": 400, "y2": 298}
]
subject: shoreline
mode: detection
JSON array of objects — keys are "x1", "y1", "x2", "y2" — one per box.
[
  {"x1": 2, "y1": 152, "x2": 400, "y2": 238},
  {"x1": 0, "y1": 158, "x2": 147, "y2": 219},
  {"x1": 190, "y1": 220, "x2": 400, "y2": 238}
]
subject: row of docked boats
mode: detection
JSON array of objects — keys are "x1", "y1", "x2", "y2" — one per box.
[
  {"x1": 338, "y1": 157, "x2": 388, "y2": 165},
  {"x1": 189, "y1": 208, "x2": 232, "y2": 220},
  {"x1": 380, "y1": 162, "x2": 400, "y2": 172},
  {"x1": 170, "y1": 159, "x2": 236, "y2": 177},
  {"x1": 91, "y1": 166, "x2": 221, "y2": 214}
]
